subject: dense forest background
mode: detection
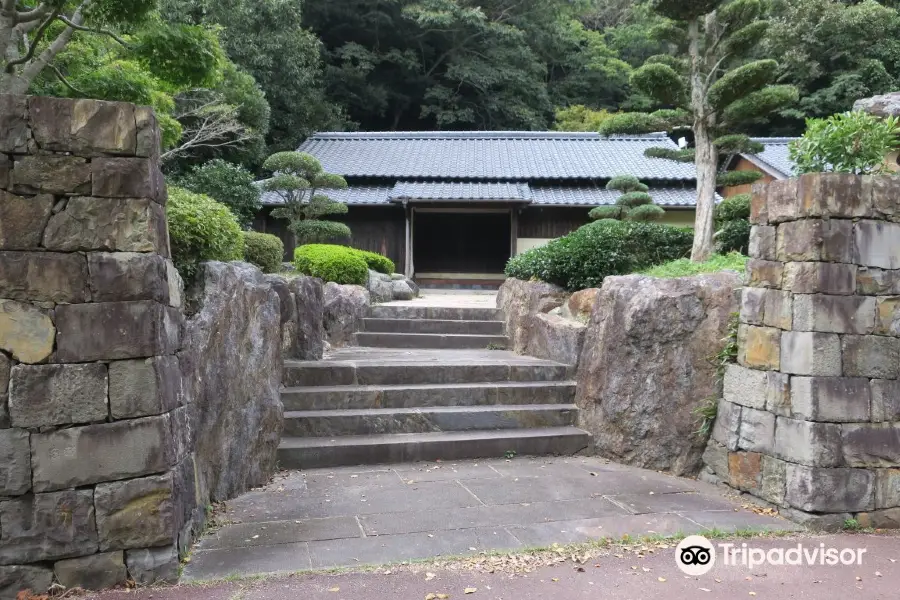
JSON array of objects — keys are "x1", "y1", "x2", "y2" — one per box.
[{"x1": 31, "y1": 0, "x2": 900, "y2": 172}]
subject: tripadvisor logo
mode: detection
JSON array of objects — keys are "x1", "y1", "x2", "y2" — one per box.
[{"x1": 676, "y1": 535, "x2": 716, "y2": 576}]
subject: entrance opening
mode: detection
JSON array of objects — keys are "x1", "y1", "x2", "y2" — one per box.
[{"x1": 414, "y1": 210, "x2": 511, "y2": 275}]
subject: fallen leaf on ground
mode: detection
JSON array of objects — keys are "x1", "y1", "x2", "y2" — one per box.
[
  {"x1": 700, "y1": 588, "x2": 711, "y2": 592},
  {"x1": 426, "y1": 573, "x2": 436, "y2": 581},
  {"x1": 658, "y1": 577, "x2": 667, "y2": 582},
  {"x1": 464, "y1": 587, "x2": 477, "y2": 594},
  {"x1": 328, "y1": 587, "x2": 340, "y2": 592}
]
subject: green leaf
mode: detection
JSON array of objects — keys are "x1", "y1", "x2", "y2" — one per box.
[
  {"x1": 630, "y1": 63, "x2": 685, "y2": 106},
  {"x1": 717, "y1": 170, "x2": 764, "y2": 187},
  {"x1": 723, "y1": 85, "x2": 799, "y2": 124},
  {"x1": 599, "y1": 112, "x2": 667, "y2": 136},
  {"x1": 707, "y1": 60, "x2": 778, "y2": 111}
]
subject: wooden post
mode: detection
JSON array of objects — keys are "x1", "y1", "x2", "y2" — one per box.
[
  {"x1": 404, "y1": 202, "x2": 413, "y2": 278},
  {"x1": 510, "y1": 207, "x2": 519, "y2": 259}
]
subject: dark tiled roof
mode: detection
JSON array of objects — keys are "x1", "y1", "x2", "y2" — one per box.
[
  {"x1": 296, "y1": 131, "x2": 696, "y2": 181},
  {"x1": 745, "y1": 137, "x2": 798, "y2": 179},
  {"x1": 390, "y1": 181, "x2": 531, "y2": 201},
  {"x1": 260, "y1": 183, "x2": 702, "y2": 207}
]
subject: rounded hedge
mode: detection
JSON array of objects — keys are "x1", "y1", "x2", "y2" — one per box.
[
  {"x1": 167, "y1": 187, "x2": 244, "y2": 280},
  {"x1": 505, "y1": 220, "x2": 693, "y2": 291},
  {"x1": 294, "y1": 244, "x2": 368, "y2": 285},
  {"x1": 243, "y1": 231, "x2": 284, "y2": 274},
  {"x1": 356, "y1": 249, "x2": 395, "y2": 275}
]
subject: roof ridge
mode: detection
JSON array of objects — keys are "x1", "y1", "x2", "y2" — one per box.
[
  {"x1": 307, "y1": 131, "x2": 671, "y2": 141},
  {"x1": 749, "y1": 137, "x2": 799, "y2": 145}
]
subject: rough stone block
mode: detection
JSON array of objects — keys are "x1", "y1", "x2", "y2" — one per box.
[
  {"x1": 790, "y1": 376, "x2": 871, "y2": 423},
  {"x1": 780, "y1": 507, "x2": 853, "y2": 532},
  {"x1": 0, "y1": 191, "x2": 53, "y2": 249},
  {"x1": 737, "y1": 325, "x2": 781, "y2": 370},
  {"x1": 876, "y1": 469, "x2": 900, "y2": 509},
  {"x1": 0, "y1": 299, "x2": 54, "y2": 364},
  {"x1": 856, "y1": 267, "x2": 900, "y2": 295},
  {"x1": 711, "y1": 399, "x2": 742, "y2": 451},
  {"x1": 0, "y1": 428, "x2": 30, "y2": 495},
  {"x1": 724, "y1": 363, "x2": 768, "y2": 409},
  {"x1": 842, "y1": 334, "x2": 900, "y2": 378},
  {"x1": 95, "y1": 473, "x2": 176, "y2": 550},
  {"x1": 749, "y1": 182, "x2": 770, "y2": 225},
  {"x1": 783, "y1": 262, "x2": 857, "y2": 295},
  {"x1": 798, "y1": 172, "x2": 872, "y2": 218},
  {"x1": 0, "y1": 351, "x2": 8, "y2": 394},
  {"x1": 871, "y1": 379, "x2": 900, "y2": 422},
  {"x1": 29, "y1": 96, "x2": 137, "y2": 156},
  {"x1": 775, "y1": 417, "x2": 843, "y2": 467},
  {"x1": 109, "y1": 356, "x2": 181, "y2": 419},
  {"x1": 31, "y1": 414, "x2": 180, "y2": 492},
  {"x1": 0, "y1": 251, "x2": 89, "y2": 303},
  {"x1": 92, "y1": 157, "x2": 163, "y2": 201},
  {"x1": 701, "y1": 440, "x2": 728, "y2": 478},
  {"x1": 758, "y1": 455, "x2": 787, "y2": 507},
  {"x1": 870, "y1": 174, "x2": 900, "y2": 219},
  {"x1": 792, "y1": 294, "x2": 875, "y2": 334},
  {"x1": 785, "y1": 465, "x2": 874, "y2": 512},
  {"x1": 740, "y1": 288, "x2": 792, "y2": 329},
  {"x1": 43, "y1": 197, "x2": 168, "y2": 255},
  {"x1": 56, "y1": 301, "x2": 182, "y2": 362},
  {"x1": 9, "y1": 363, "x2": 108, "y2": 428},
  {"x1": 88, "y1": 252, "x2": 170, "y2": 303},
  {"x1": 0, "y1": 565, "x2": 53, "y2": 598},
  {"x1": 0, "y1": 154, "x2": 8, "y2": 189},
  {"x1": 776, "y1": 219, "x2": 854, "y2": 263},
  {"x1": 765, "y1": 371, "x2": 792, "y2": 417},
  {"x1": 11, "y1": 155, "x2": 91, "y2": 195},
  {"x1": 0, "y1": 394, "x2": 8, "y2": 429},
  {"x1": 856, "y1": 508, "x2": 900, "y2": 529},
  {"x1": 728, "y1": 451, "x2": 762, "y2": 491},
  {"x1": 780, "y1": 331, "x2": 842, "y2": 376},
  {"x1": 0, "y1": 490, "x2": 98, "y2": 564},
  {"x1": 166, "y1": 260, "x2": 183, "y2": 308},
  {"x1": 875, "y1": 296, "x2": 900, "y2": 336},
  {"x1": 748, "y1": 225, "x2": 777, "y2": 261},
  {"x1": 746, "y1": 259, "x2": 784, "y2": 289},
  {"x1": 135, "y1": 106, "x2": 161, "y2": 160},
  {"x1": 765, "y1": 178, "x2": 800, "y2": 223},
  {"x1": 0, "y1": 95, "x2": 30, "y2": 153},
  {"x1": 854, "y1": 220, "x2": 900, "y2": 269},
  {"x1": 54, "y1": 551, "x2": 127, "y2": 591},
  {"x1": 841, "y1": 423, "x2": 900, "y2": 467},
  {"x1": 126, "y1": 546, "x2": 180, "y2": 585},
  {"x1": 737, "y1": 407, "x2": 776, "y2": 453}
]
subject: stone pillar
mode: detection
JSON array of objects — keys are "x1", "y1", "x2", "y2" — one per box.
[
  {"x1": 0, "y1": 95, "x2": 194, "y2": 594},
  {"x1": 701, "y1": 173, "x2": 900, "y2": 531}
]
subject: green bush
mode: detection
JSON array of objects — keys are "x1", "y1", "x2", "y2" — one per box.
[
  {"x1": 715, "y1": 194, "x2": 752, "y2": 253},
  {"x1": 175, "y1": 159, "x2": 261, "y2": 228},
  {"x1": 242, "y1": 231, "x2": 284, "y2": 274},
  {"x1": 790, "y1": 111, "x2": 900, "y2": 175},
  {"x1": 167, "y1": 187, "x2": 244, "y2": 280},
  {"x1": 356, "y1": 249, "x2": 395, "y2": 275},
  {"x1": 505, "y1": 220, "x2": 693, "y2": 291},
  {"x1": 639, "y1": 252, "x2": 749, "y2": 278},
  {"x1": 294, "y1": 244, "x2": 368, "y2": 285}
]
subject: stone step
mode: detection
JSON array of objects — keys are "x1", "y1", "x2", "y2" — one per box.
[
  {"x1": 282, "y1": 404, "x2": 578, "y2": 436},
  {"x1": 283, "y1": 360, "x2": 570, "y2": 387},
  {"x1": 354, "y1": 332, "x2": 509, "y2": 349},
  {"x1": 368, "y1": 305, "x2": 502, "y2": 321},
  {"x1": 277, "y1": 427, "x2": 592, "y2": 469},
  {"x1": 281, "y1": 381, "x2": 577, "y2": 411},
  {"x1": 361, "y1": 318, "x2": 505, "y2": 335}
]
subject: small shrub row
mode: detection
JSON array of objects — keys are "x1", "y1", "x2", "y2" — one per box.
[
  {"x1": 243, "y1": 231, "x2": 285, "y2": 274},
  {"x1": 505, "y1": 220, "x2": 693, "y2": 291},
  {"x1": 293, "y1": 244, "x2": 395, "y2": 285}
]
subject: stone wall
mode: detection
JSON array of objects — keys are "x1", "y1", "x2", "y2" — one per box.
[
  {"x1": 702, "y1": 173, "x2": 900, "y2": 530},
  {"x1": 0, "y1": 95, "x2": 190, "y2": 594},
  {"x1": 576, "y1": 273, "x2": 741, "y2": 475}
]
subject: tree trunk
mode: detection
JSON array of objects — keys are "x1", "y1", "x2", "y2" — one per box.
[{"x1": 692, "y1": 123, "x2": 717, "y2": 262}]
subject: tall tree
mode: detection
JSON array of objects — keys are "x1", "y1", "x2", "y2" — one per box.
[{"x1": 600, "y1": 0, "x2": 797, "y2": 261}]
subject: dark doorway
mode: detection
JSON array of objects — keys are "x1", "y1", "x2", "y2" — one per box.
[{"x1": 414, "y1": 210, "x2": 511, "y2": 274}]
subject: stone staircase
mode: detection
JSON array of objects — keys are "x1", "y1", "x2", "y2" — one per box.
[{"x1": 277, "y1": 305, "x2": 591, "y2": 469}]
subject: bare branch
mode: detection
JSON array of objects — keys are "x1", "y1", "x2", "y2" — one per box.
[
  {"x1": 57, "y1": 14, "x2": 130, "y2": 47},
  {"x1": 5, "y1": 5, "x2": 58, "y2": 71},
  {"x1": 49, "y1": 62, "x2": 85, "y2": 95},
  {"x1": 17, "y1": 2, "x2": 53, "y2": 23},
  {"x1": 161, "y1": 91, "x2": 257, "y2": 162},
  {"x1": 19, "y1": 1, "x2": 90, "y2": 85}
]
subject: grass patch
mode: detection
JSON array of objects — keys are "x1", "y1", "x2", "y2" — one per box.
[{"x1": 639, "y1": 252, "x2": 748, "y2": 278}]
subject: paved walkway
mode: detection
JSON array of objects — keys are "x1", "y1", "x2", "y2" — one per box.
[
  {"x1": 386, "y1": 289, "x2": 498, "y2": 308},
  {"x1": 180, "y1": 456, "x2": 798, "y2": 582},
  {"x1": 88, "y1": 533, "x2": 900, "y2": 600}
]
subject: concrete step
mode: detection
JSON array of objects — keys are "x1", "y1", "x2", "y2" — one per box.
[
  {"x1": 354, "y1": 332, "x2": 509, "y2": 350},
  {"x1": 277, "y1": 427, "x2": 592, "y2": 469},
  {"x1": 361, "y1": 318, "x2": 505, "y2": 335},
  {"x1": 281, "y1": 381, "x2": 577, "y2": 411},
  {"x1": 282, "y1": 404, "x2": 578, "y2": 436},
  {"x1": 283, "y1": 360, "x2": 570, "y2": 387},
  {"x1": 368, "y1": 305, "x2": 502, "y2": 321}
]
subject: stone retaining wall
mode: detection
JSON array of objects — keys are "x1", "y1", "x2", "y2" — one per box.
[
  {"x1": 0, "y1": 95, "x2": 190, "y2": 594},
  {"x1": 702, "y1": 173, "x2": 900, "y2": 530}
]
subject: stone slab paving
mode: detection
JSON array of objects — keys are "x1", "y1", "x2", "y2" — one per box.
[
  {"x1": 182, "y1": 456, "x2": 800, "y2": 581},
  {"x1": 383, "y1": 290, "x2": 498, "y2": 308}
]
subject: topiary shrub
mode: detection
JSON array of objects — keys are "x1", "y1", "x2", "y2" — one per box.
[
  {"x1": 175, "y1": 159, "x2": 261, "y2": 228},
  {"x1": 167, "y1": 187, "x2": 244, "y2": 281},
  {"x1": 294, "y1": 244, "x2": 368, "y2": 285},
  {"x1": 715, "y1": 193, "x2": 752, "y2": 253},
  {"x1": 242, "y1": 231, "x2": 284, "y2": 274},
  {"x1": 505, "y1": 220, "x2": 693, "y2": 291},
  {"x1": 356, "y1": 249, "x2": 395, "y2": 275}
]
